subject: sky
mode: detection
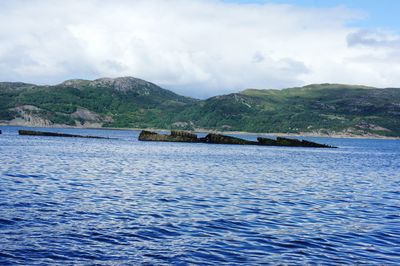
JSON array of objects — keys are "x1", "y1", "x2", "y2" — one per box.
[{"x1": 0, "y1": 0, "x2": 399, "y2": 98}]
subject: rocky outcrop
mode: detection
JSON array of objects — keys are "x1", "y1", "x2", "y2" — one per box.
[
  {"x1": 71, "y1": 107, "x2": 101, "y2": 122},
  {"x1": 18, "y1": 130, "x2": 110, "y2": 139},
  {"x1": 139, "y1": 130, "x2": 336, "y2": 148},
  {"x1": 61, "y1": 77, "x2": 163, "y2": 95},
  {"x1": 9, "y1": 105, "x2": 53, "y2": 127}
]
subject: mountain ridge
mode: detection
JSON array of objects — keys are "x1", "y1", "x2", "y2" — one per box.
[{"x1": 1, "y1": 77, "x2": 399, "y2": 137}]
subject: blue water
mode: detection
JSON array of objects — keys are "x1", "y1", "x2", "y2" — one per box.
[{"x1": 0, "y1": 126, "x2": 399, "y2": 265}]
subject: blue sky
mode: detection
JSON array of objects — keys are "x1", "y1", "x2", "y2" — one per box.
[
  {"x1": 227, "y1": 0, "x2": 400, "y2": 30},
  {"x1": 0, "y1": 0, "x2": 399, "y2": 97}
]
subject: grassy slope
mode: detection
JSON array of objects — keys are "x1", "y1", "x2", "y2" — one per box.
[{"x1": 182, "y1": 84, "x2": 400, "y2": 136}]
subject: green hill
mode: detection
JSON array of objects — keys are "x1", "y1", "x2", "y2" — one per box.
[
  {"x1": 0, "y1": 77, "x2": 197, "y2": 129},
  {"x1": 1, "y1": 78, "x2": 399, "y2": 137},
  {"x1": 184, "y1": 84, "x2": 400, "y2": 136}
]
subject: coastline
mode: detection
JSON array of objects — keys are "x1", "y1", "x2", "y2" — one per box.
[{"x1": 1, "y1": 122, "x2": 398, "y2": 140}]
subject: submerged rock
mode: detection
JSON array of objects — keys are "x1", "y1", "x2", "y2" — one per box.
[
  {"x1": 138, "y1": 130, "x2": 336, "y2": 148},
  {"x1": 18, "y1": 130, "x2": 109, "y2": 139}
]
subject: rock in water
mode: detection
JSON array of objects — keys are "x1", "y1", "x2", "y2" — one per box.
[
  {"x1": 138, "y1": 130, "x2": 199, "y2": 142},
  {"x1": 201, "y1": 133, "x2": 257, "y2": 145},
  {"x1": 256, "y1": 137, "x2": 277, "y2": 146},
  {"x1": 257, "y1": 136, "x2": 335, "y2": 148},
  {"x1": 299, "y1": 139, "x2": 336, "y2": 148},
  {"x1": 138, "y1": 130, "x2": 336, "y2": 148},
  {"x1": 170, "y1": 130, "x2": 198, "y2": 141},
  {"x1": 138, "y1": 130, "x2": 162, "y2": 141},
  {"x1": 18, "y1": 130, "x2": 109, "y2": 139}
]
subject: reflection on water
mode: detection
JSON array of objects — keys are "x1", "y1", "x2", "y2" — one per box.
[{"x1": 1, "y1": 126, "x2": 399, "y2": 265}]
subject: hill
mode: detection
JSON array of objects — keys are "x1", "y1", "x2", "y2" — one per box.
[
  {"x1": 183, "y1": 84, "x2": 400, "y2": 137},
  {"x1": 0, "y1": 77, "x2": 197, "y2": 129},
  {"x1": 1, "y1": 78, "x2": 399, "y2": 137}
]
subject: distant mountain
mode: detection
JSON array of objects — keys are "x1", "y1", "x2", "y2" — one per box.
[{"x1": 1, "y1": 77, "x2": 399, "y2": 137}]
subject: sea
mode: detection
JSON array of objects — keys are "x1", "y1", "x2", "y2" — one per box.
[{"x1": 0, "y1": 126, "x2": 399, "y2": 265}]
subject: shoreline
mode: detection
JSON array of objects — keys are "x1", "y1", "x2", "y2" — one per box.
[{"x1": 0, "y1": 122, "x2": 398, "y2": 140}]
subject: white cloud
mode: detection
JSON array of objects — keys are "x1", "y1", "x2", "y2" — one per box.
[{"x1": 0, "y1": 0, "x2": 398, "y2": 97}]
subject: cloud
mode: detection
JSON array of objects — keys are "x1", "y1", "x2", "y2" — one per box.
[
  {"x1": 347, "y1": 29, "x2": 400, "y2": 48},
  {"x1": 0, "y1": 0, "x2": 398, "y2": 97}
]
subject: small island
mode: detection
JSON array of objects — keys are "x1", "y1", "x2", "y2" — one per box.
[{"x1": 138, "y1": 130, "x2": 336, "y2": 148}]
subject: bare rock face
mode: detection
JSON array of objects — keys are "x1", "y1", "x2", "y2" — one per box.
[
  {"x1": 90, "y1": 77, "x2": 155, "y2": 94},
  {"x1": 60, "y1": 79, "x2": 90, "y2": 88},
  {"x1": 9, "y1": 105, "x2": 53, "y2": 127},
  {"x1": 60, "y1": 77, "x2": 158, "y2": 95},
  {"x1": 71, "y1": 108, "x2": 101, "y2": 122}
]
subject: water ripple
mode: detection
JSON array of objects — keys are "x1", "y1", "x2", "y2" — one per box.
[{"x1": 1, "y1": 126, "x2": 400, "y2": 265}]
